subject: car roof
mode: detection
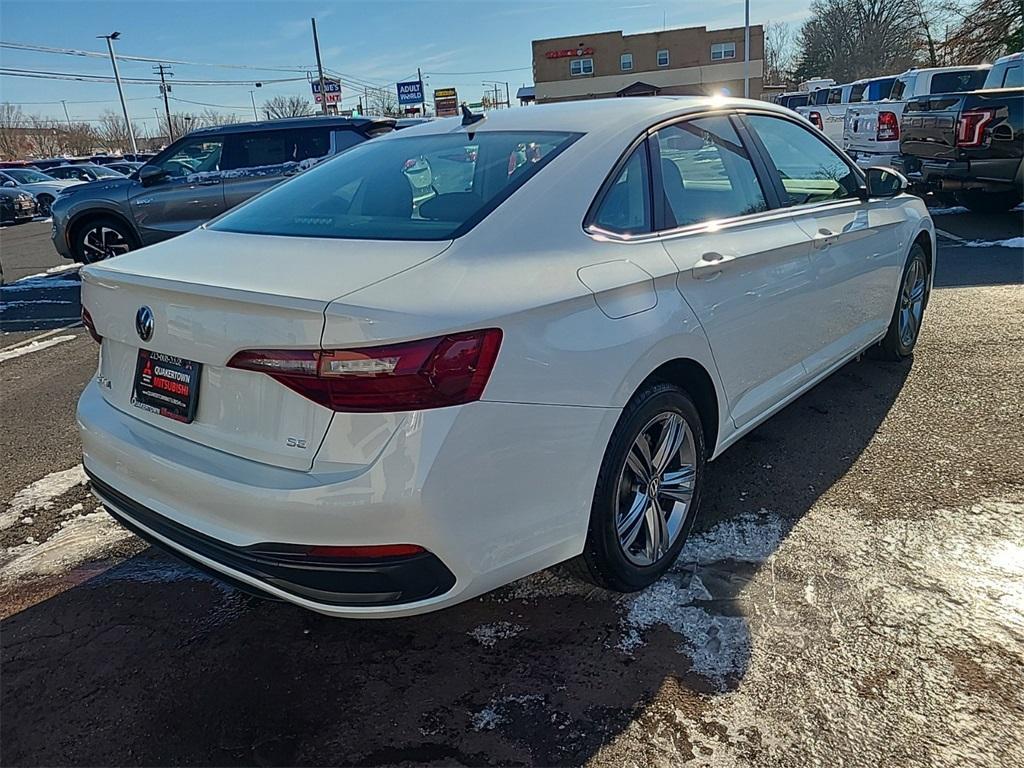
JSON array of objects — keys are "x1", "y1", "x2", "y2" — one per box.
[
  {"x1": 185, "y1": 115, "x2": 394, "y2": 137},
  {"x1": 373, "y1": 97, "x2": 799, "y2": 141}
]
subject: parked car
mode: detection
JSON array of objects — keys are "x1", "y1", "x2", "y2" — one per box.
[
  {"x1": 46, "y1": 163, "x2": 128, "y2": 182},
  {"x1": 31, "y1": 156, "x2": 93, "y2": 171},
  {"x1": 798, "y1": 76, "x2": 897, "y2": 144},
  {"x1": 104, "y1": 161, "x2": 144, "y2": 176},
  {"x1": 897, "y1": 52, "x2": 1023, "y2": 212},
  {"x1": 0, "y1": 187, "x2": 36, "y2": 225},
  {"x1": 844, "y1": 65, "x2": 990, "y2": 167},
  {"x1": 52, "y1": 115, "x2": 395, "y2": 263},
  {"x1": 776, "y1": 91, "x2": 810, "y2": 111},
  {"x1": 77, "y1": 97, "x2": 934, "y2": 617},
  {"x1": 0, "y1": 167, "x2": 83, "y2": 216}
]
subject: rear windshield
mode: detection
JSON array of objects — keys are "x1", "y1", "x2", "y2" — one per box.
[
  {"x1": 929, "y1": 69, "x2": 988, "y2": 94},
  {"x1": 211, "y1": 130, "x2": 580, "y2": 241},
  {"x1": 866, "y1": 77, "x2": 896, "y2": 101}
]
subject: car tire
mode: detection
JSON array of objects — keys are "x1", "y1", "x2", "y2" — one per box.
[
  {"x1": 35, "y1": 194, "x2": 54, "y2": 217},
  {"x1": 877, "y1": 243, "x2": 930, "y2": 362},
  {"x1": 569, "y1": 382, "x2": 706, "y2": 592},
  {"x1": 72, "y1": 216, "x2": 137, "y2": 263},
  {"x1": 954, "y1": 190, "x2": 1023, "y2": 214}
]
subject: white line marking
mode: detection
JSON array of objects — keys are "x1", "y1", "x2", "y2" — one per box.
[
  {"x1": 0, "y1": 334, "x2": 77, "y2": 363},
  {"x1": 935, "y1": 228, "x2": 968, "y2": 244},
  {"x1": 0, "y1": 324, "x2": 80, "y2": 353}
]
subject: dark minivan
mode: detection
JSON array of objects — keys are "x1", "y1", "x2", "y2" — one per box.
[{"x1": 51, "y1": 115, "x2": 394, "y2": 262}]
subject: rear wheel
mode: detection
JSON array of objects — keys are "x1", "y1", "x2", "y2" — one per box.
[
  {"x1": 570, "y1": 383, "x2": 706, "y2": 592},
  {"x1": 72, "y1": 217, "x2": 136, "y2": 263},
  {"x1": 954, "y1": 190, "x2": 1023, "y2": 214},
  {"x1": 877, "y1": 243, "x2": 929, "y2": 361}
]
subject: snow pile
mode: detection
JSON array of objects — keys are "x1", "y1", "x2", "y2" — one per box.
[
  {"x1": 468, "y1": 621, "x2": 525, "y2": 647},
  {"x1": 965, "y1": 236, "x2": 1024, "y2": 249},
  {"x1": 926, "y1": 205, "x2": 969, "y2": 216},
  {"x1": 0, "y1": 510, "x2": 132, "y2": 582},
  {"x1": 677, "y1": 509, "x2": 787, "y2": 566},
  {"x1": 0, "y1": 464, "x2": 87, "y2": 529}
]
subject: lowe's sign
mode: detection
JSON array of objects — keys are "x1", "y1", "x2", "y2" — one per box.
[{"x1": 397, "y1": 80, "x2": 424, "y2": 105}]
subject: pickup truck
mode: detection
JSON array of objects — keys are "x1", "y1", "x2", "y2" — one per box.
[
  {"x1": 897, "y1": 52, "x2": 1023, "y2": 212},
  {"x1": 797, "y1": 76, "x2": 897, "y2": 144},
  {"x1": 843, "y1": 65, "x2": 990, "y2": 168}
]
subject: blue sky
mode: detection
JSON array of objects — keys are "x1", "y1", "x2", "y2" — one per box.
[{"x1": 0, "y1": 0, "x2": 811, "y2": 127}]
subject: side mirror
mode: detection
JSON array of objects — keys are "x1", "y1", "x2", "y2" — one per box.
[
  {"x1": 1, "y1": 180, "x2": 15, "y2": 188},
  {"x1": 138, "y1": 165, "x2": 168, "y2": 186},
  {"x1": 864, "y1": 166, "x2": 908, "y2": 199}
]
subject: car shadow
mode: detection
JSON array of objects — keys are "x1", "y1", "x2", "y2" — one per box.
[{"x1": 0, "y1": 357, "x2": 911, "y2": 767}]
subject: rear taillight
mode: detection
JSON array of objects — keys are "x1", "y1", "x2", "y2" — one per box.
[
  {"x1": 81, "y1": 307, "x2": 102, "y2": 344},
  {"x1": 876, "y1": 111, "x2": 899, "y2": 141},
  {"x1": 809, "y1": 111, "x2": 823, "y2": 130},
  {"x1": 227, "y1": 328, "x2": 503, "y2": 412},
  {"x1": 956, "y1": 108, "x2": 995, "y2": 148}
]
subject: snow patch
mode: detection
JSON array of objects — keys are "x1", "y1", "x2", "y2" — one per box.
[
  {"x1": 0, "y1": 334, "x2": 77, "y2": 363},
  {"x1": 0, "y1": 510, "x2": 131, "y2": 582},
  {"x1": 471, "y1": 694, "x2": 544, "y2": 731},
  {"x1": 964, "y1": 237, "x2": 1024, "y2": 249},
  {"x1": 468, "y1": 621, "x2": 525, "y2": 647},
  {"x1": 925, "y1": 205, "x2": 969, "y2": 216},
  {"x1": 1, "y1": 464, "x2": 87, "y2": 529},
  {"x1": 677, "y1": 510, "x2": 787, "y2": 566}
]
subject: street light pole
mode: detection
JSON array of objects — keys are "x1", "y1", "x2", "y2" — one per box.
[
  {"x1": 311, "y1": 17, "x2": 329, "y2": 116},
  {"x1": 743, "y1": 0, "x2": 750, "y2": 98},
  {"x1": 250, "y1": 90, "x2": 259, "y2": 120},
  {"x1": 98, "y1": 32, "x2": 138, "y2": 155}
]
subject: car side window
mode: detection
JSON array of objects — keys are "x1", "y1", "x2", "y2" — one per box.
[
  {"x1": 155, "y1": 137, "x2": 224, "y2": 178},
  {"x1": 591, "y1": 143, "x2": 650, "y2": 235},
  {"x1": 654, "y1": 116, "x2": 768, "y2": 228},
  {"x1": 746, "y1": 114, "x2": 861, "y2": 206}
]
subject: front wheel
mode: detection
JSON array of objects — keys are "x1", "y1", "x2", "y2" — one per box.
[
  {"x1": 570, "y1": 383, "x2": 706, "y2": 592},
  {"x1": 72, "y1": 217, "x2": 136, "y2": 263},
  {"x1": 35, "y1": 194, "x2": 54, "y2": 217},
  {"x1": 877, "y1": 243, "x2": 930, "y2": 361}
]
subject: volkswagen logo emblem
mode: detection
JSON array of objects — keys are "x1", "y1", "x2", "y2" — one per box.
[{"x1": 135, "y1": 306, "x2": 154, "y2": 342}]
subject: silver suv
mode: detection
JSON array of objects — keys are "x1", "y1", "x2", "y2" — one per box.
[{"x1": 51, "y1": 116, "x2": 394, "y2": 263}]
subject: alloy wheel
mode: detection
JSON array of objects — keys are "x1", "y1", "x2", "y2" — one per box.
[
  {"x1": 898, "y1": 257, "x2": 926, "y2": 348},
  {"x1": 81, "y1": 226, "x2": 131, "y2": 263},
  {"x1": 616, "y1": 411, "x2": 697, "y2": 566}
]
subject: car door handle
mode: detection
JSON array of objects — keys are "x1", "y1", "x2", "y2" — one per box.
[
  {"x1": 196, "y1": 178, "x2": 221, "y2": 186},
  {"x1": 812, "y1": 229, "x2": 840, "y2": 250},
  {"x1": 691, "y1": 252, "x2": 726, "y2": 280}
]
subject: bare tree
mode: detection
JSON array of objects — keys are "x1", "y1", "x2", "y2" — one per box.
[
  {"x1": 764, "y1": 21, "x2": 797, "y2": 85},
  {"x1": 262, "y1": 95, "x2": 314, "y2": 119},
  {"x1": 943, "y1": 0, "x2": 1023, "y2": 63},
  {"x1": 366, "y1": 88, "x2": 399, "y2": 117},
  {"x1": 26, "y1": 116, "x2": 65, "y2": 157},
  {"x1": 796, "y1": 0, "x2": 922, "y2": 82},
  {"x1": 0, "y1": 103, "x2": 30, "y2": 159},
  {"x1": 63, "y1": 123, "x2": 98, "y2": 156},
  {"x1": 96, "y1": 110, "x2": 144, "y2": 153}
]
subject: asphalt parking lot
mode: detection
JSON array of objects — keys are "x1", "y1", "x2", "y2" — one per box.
[{"x1": 1, "y1": 209, "x2": 1022, "y2": 767}]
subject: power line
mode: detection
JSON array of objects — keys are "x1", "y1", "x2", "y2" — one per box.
[
  {"x1": 0, "y1": 66, "x2": 307, "y2": 86},
  {"x1": 426, "y1": 66, "x2": 531, "y2": 75},
  {"x1": 0, "y1": 40, "x2": 312, "y2": 73},
  {"x1": 168, "y1": 96, "x2": 252, "y2": 111}
]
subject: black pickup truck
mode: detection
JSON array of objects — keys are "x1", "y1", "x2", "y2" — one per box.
[{"x1": 898, "y1": 52, "x2": 1023, "y2": 212}]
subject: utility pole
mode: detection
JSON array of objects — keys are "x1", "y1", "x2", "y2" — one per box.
[
  {"x1": 250, "y1": 91, "x2": 259, "y2": 120},
  {"x1": 98, "y1": 31, "x2": 138, "y2": 155},
  {"x1": 743, "y1": 0, "x2": 750, "y2": 98},
  {"x1": 311, "y1": 17, "x2": 329, "y2": 116},
  {"x1": 60, "y1": 100, "x2": 72, "y2": 129},
  {"x1": 417, "y1": 67, "x2": 425, "y2": 116},
  {"x1": 505, "y1": 82, "x2": 510, "y2": 109},
  {"x1": 154, "y1": 63, "x2": 175, "y2": 141}
]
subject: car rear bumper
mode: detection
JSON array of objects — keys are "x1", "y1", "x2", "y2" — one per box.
[
  {"x1": 900, "y1": 157, "x2": 1023, "y2": 193},
  {"x1": 77, "y1": 380, "x2": 617, "y2": 617}
]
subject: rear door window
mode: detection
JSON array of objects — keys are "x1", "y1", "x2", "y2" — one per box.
[
  {"x1": 1000, "y1": 64, "x2": 1022, "y2": 88},
  {"x1": 221, "y1": 128, "x2": 332, "y2": 171},
  {"x1": 654, "y1": 115, "x2": 768, "y2": 228},
  {"x1": 929, "y1": 70, "x2": 988, "y2": 94}
]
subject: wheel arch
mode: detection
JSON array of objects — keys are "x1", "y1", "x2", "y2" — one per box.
[{"x1": 634, "y1": 357, "x2": 722, "y2": 458}]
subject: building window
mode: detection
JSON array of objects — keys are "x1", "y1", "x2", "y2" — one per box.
[
  {"x1": 570, "y1": 58, "x2": 594, "y2": 76},
  {"x1": 711, "y1": 42, "x2": 736, "y2": 61},
  {"x1": 657, "y1": 49, "x2": 670, "y2": 67},
  {"x1": 620, "y1": 53, "x2": 633, "y2": 71}
]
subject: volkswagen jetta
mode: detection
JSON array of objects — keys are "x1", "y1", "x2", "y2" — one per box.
[{"x1": 78, "y1": 97, "x2": 934, "y2": 617}]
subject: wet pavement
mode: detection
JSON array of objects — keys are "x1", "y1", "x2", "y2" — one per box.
[{"x1": 1, "y1": 218, "x2": 1023, "y2": 767}]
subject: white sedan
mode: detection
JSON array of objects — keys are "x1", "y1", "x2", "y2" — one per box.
[{"x1": 77, "y1": 97, "x2": 934, "y2": 617}]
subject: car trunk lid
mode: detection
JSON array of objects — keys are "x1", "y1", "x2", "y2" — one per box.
[
  {"x1": 81, "y1": 228, "x2": 450, "y2": 471},
  {"x1": 899, "y1": 94, "x2": 966, "y2": 162}
]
